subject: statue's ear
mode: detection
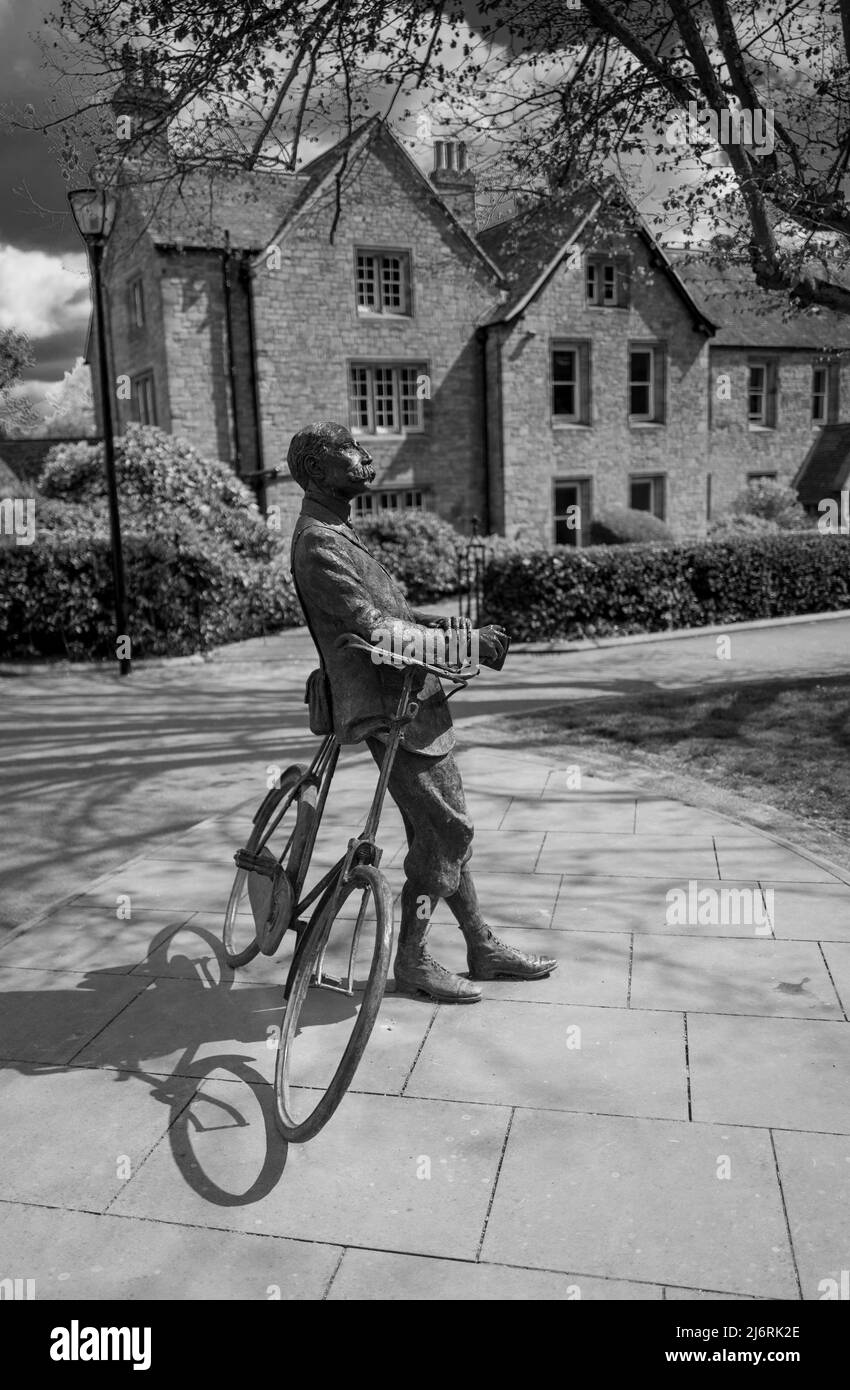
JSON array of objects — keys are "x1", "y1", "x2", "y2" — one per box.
[{"x1": 304, "y1": 453, "x2": 323, "y2": 483}]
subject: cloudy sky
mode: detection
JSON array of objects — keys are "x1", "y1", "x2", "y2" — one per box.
[{"x1": 0, "y1": 0, "x2": 92, "y2": 401}]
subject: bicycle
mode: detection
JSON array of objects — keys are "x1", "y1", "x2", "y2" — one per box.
[{"x1": 222, "y1": 630, "x2": 480, "y2": 1143}]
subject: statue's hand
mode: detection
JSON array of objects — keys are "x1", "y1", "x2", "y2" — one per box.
[{"x1": 476, "y1": 624, "x2": 510, "y2": 670}]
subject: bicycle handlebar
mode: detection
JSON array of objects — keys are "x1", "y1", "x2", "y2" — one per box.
[{"x1": 335, "y1": 630, "x2": 481, "y2": 684}]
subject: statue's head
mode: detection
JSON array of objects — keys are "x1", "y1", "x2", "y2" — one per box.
[{"x1": 287, "y1": 421, "x2": 374, "y2": 499}]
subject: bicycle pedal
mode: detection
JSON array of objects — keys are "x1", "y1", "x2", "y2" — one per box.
[{"x1": 310, "y1": 971, "x2": 355, "y2": 997}]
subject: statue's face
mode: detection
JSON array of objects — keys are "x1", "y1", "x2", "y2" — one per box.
[{"x1": 308, "y1": 427, "x2": 375, "y2": 498}]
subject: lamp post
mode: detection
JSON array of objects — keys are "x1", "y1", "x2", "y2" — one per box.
[{"x1": 68, "y1": 187, "x2": 131, "y2": 676}]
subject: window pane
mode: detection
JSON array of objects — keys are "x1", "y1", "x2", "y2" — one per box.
[
  {"x1": 630, "y1": 383, "x2": 650, "y2": 415},
  {"x1": 631, "y1": 479, "x2": 653, "y2": 512},
  {"x1": 748, "y1": 366, "x2": 765, "y2": 420},
  {"x1": 356, "y1": 254, "x2": 377, "y2": 308},
  {"x1": 399, "y1": 366, "x2": 422, "y2": 428},
  {"x1": 630, "y1": 350, "x2": 653, "y2": 418},
  {"x1": 555, "y1": 484, "x2": 579, "y2": 512},
  {"x1": 603, "y1": 264, "x2": 616, "y2": 301},
  {"x1": 812, "y1": 366, "x2": 827, "y2": 421},
  {"x1": 630, "y1": 351, "x2": 652, "y2": 384},
  {"x1": 585, "y1": 264, "x2": 596, "y2": 301},
  {"x1": 552, "y1": 350, "x2": 577, "y2": 416},
  {"x1": 373, "y1": 368, "x2": 395, "y2": 429},
  {"x1": 349, "y1": 366, "x2": 370, "y2": 430},
  {"x1": 381, "y1": 256, "x2": 402, "y2": 310}
]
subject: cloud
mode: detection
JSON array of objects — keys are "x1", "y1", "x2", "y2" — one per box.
[{"x1": 0, "y1": 243, "x2": 90, "y2": 339}]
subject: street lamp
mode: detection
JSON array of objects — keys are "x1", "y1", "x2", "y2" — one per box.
[{"x1": 68, "y1": 187, "x2": 131, "y2": 676}]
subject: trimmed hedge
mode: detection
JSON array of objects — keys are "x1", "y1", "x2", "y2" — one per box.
[
  {"x1": 589, "y1": 505, "x2": 673, "y2": 545},
  {"x1": 354, "y1": 509, "x2": 463, "y2": 602},
  {"x1": 482, "y1": 533, "x2": 850, "y2": 642},
  {"x1": 0, "y1": 531, "x2": 299, "y2": 660},
  {"x1": 0, "y1": 426, "x2": 302, "y2": 660}
]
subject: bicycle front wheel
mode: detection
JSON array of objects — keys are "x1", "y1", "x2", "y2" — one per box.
[{"x1": 274, "y1": 864, "x2": 393, "y2": 1143}]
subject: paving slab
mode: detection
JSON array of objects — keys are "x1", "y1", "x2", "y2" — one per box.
[
  {"x1": 429, "y1": 871, "x2": 560, "y2": 931},
  {"x1": 714, "y1": 838, "x2": 843, "y2": 884},
  {"x1": 539, "y1": 833, "x2": 719, "y2": 880},
  {"x1": 78, "y1": 860, "x2": 242, "y2": 914},
  {"x1": 435, "y1": 829, "x2": 548, "y2": 876},
  {"x1": 634, "y1": 800, "x2": 767, "y2": 838},
  {"x1": 0, "y1": 907, "x2": 195, "y2": 976},
  {"x1": 405, "y1": 1001, "x2": 687, "y2": 1119},
  {"x1": 457, "y1": 793, "x2": 512, "y2": 829},
  {"x1": 630, "y1": 938, "x2": 843, "y2": 1019},
  {"x1": 0, "y1": 1202, "x2": 339, "y2": 1300},
  {"x1": 327, "y1": 1248, "x2": 663, "y2": 1300},
  {"x1": 772, "y1": 1129, "x2": 850, "y2": 1301},
  {"x1": 0, "y1": 1065, "x2": 197, "y2": 1210},
  {"x1": 0, "y1": 966, "x2": 149, "y2": 1065},
  {"x1": 552, "y1": 876, "x2": 773, "y2": 937},
  {"x1": 820, "y1": 942, "x2": 850, "y2": 1016},
  {"x1": 110, "y1": 1090, "x2": 511, "y2": 1260},
  {"x1": 72, "y1": 973, "x2": 432, "y2": 1097},
  {"x1": 766, "y1": 883, "x2": 850, "y2": 942},
  {"x1": 688, "y1": 1013, "x2": 850, "y2": 1133},
  {"x1": 456, "y1": 767, "x2": 551, "y2": 797},
  {"x1": 500, "y1": 796, "x2": 636, "y2": 835},
  {"x1": 480, "y1": 1109, "x2": 798, "y2": 1297}
]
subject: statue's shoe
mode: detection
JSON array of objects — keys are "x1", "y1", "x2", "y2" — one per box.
[
  {"x1": 394, "y1": 951, "x2": 482, "y2": 1003},
  {"x1": 468, "y1": 930, "x2": 557, "y2": 981}
]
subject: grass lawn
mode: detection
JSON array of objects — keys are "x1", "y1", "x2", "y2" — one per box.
[{"x1": 484, "y1": 672, "x2": 850, "y2": 873}]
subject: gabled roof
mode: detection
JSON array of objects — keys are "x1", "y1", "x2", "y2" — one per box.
[
  {"x1": 673, "y1": 257, "x2": 850, "y2": 349},
  {"x1": 477, "y1": 189, "x2": 601, "y2": 324},
  {"x1": 479, "y1": 184, "x2": 715, "y2": 333},
  {"x1": 255, "y1": 117, "x2": 504, "y2": 282},
  {"x1": 794, "y1": 423, "x2": 850, "y2": 503},
  {"x1": 127, "y1": 167, "x2": 309, "y2": 251}
]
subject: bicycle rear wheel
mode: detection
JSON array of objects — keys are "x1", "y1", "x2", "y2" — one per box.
[
  {"x1": 222, "y1": 767, "x2": 317, "y2": 969},
  {"x1": 274, "y1": 864, "x2": 393, "y2": 1143}
]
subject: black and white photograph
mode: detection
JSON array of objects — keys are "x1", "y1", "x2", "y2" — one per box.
[{"x1": 1, "y1": 0, "x2": 849, "y2": 1342}]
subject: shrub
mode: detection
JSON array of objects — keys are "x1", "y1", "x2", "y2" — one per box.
[
  {"x1": 0, "y1": 426, "x2": 301, "y2": 659},
  {"x1": 354, "y1": 509, "x2": 463, "y2": 601},
  {"x1": 708, "y1": 513, "x2": 779, "y2": 539},
  {"x1": 39, "y1": 425, "x2": 275, "y2": 560},
  {"x1": 482, "y1": 533, "x2": 850, "y2": 642},
  {"x1": 729, "y1": 478, "x2": 811, "y2": 530},
  {"x1": 0, "y1": 529, "x2": 299, "y2": 660},
  {"x1": 589, "y1": 506, "x2": 673, "y2": 545}
]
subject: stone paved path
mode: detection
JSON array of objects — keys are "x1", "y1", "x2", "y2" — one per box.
[{"x1": 2, "y1": 737, "x2": 849, "y2": 1300}]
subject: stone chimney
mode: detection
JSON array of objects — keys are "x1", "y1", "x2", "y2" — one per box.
[
  {"x1": 429, "y1": 139, "x2": 477, "y2": 236},
  {"x1": 111, "y1": 44, "x2": 171, "y2": 163}
]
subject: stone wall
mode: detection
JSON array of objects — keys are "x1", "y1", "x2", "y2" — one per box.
[
  {"x1": 494, "y1": 233, "x2": 712, "y2": 542},
  {"x1": 250, "y1": 135, "x2": 500, "y2": 542},
  {"x1": 707, "y1": 347, "x2": 850, "y2": 519}
]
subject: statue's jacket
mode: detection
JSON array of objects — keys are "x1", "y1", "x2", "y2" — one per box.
[{"x1": 290, "y1": 497, "x2": 455, "y2": 757}]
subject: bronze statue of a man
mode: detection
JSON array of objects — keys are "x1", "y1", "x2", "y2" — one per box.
[{"x1": 287, "y1": 421, "x2": 556, "y2": 1003}]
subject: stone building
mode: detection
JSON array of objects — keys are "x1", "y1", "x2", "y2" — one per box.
[{"x1": 89, "y1": 70, "x2": 850, "y2": 546}]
